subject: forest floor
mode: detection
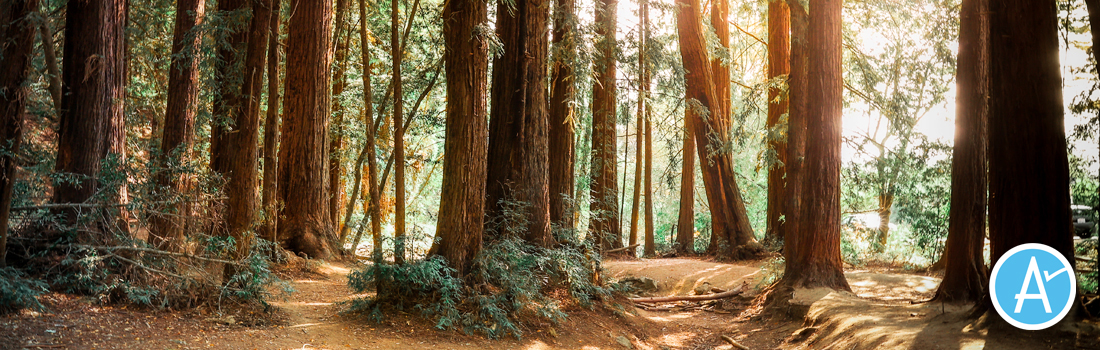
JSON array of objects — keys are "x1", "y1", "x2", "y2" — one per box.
[{"x1": 2, "y1": 256, "x2": 1099, "y2": 349}]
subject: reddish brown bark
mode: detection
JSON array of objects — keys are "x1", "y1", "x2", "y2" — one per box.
[
  {"x1": 629, "y1": 69, "x2": 643, "y2": 256},
  {"x1": 641, "y1": 0, "x2": 654, "y2": 258},
  {"x1": 260, "y1": 0, "x2": 282, "y2": 242},
  {"x1": 151, "y1": 0, "x2": 206, "y2": 250},
  {"x1": 484, "y1": 0, "x2": 553, "y2": 247},
  {"x1": 278, "y1": 0, "x2": 334, "y2": 259},
  {"x1": 782, "y1": 0, "x2": 807, "y2": 264},
  {"x1": 548, "y1": 0, "x2": 577, "y2": 230},
  {"x1": 675, "y1": 106, "x2": 696, "y2": 254},
  {"x1": 986, "y1": 0, "x2": 1073, "y2": 277},
  {"x1": 765, "y1": 0, "x2": 789, "y2": 248},
  {"x1": 428, "y1": 0, "x2": 489, "y2": 275},
  {"x1": 780, "y1": 0, "x2": 849, "y2": 291},
  {"x1": 210, "y1": 0, "x2": 247, "y2": 176},
  {"x1": 933, "y1": 0, "x2": 988, "y2": 303},
  {"x1": 674, "y1": 0, "x2": 762, "y2": 260},
  {"x1": 329, "y1": 0, "x2": 350, "y2": 234},
  {"x1": 0, "y1": 0, "x2": 36, "y2": 266},
  {"x1": 358, "y1": 0, "x2": 383, "y2": 258},
  {"x1": 391, "y1": 0, "x2": 406, "y2": 264},
  {"x1": 590, "y1": 0, "x2": 620, "y2": 251},
  {"x1": 53, "y1": 0, "x2": 128, "y2": 227}
]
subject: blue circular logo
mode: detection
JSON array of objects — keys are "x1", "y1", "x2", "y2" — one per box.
[{"x1": 989, "y1": 243, "x2": 1076, "y2": 330}]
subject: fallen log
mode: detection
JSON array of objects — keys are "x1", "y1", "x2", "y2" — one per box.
[
  {"x1": 629, "y1": 283, "x2": 746, "y2": 303},
  {"x1": 606, "y1": 244, "x2": 641, "y2": 254}
]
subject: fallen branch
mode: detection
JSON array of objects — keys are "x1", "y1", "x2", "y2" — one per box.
[
  {"x1": 606, "y1": 244, "x2": 640, "y2": 254},
  {"x1": 105, "y1": 252, "x2": 189, "y2": 280},
  {"x1": 629, "y1": 283, "x2": 746, "y2": 303},
  {"x1": 76, "y1": 245, "x2": 243, "y2": 266},
  {"x1": 1076, "y1": 256, "x2": 1096, "y2": 263},
  {"x1": 720, "y1": 335, "x2": 750, "y2": 350}
]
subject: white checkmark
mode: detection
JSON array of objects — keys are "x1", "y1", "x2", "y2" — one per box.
[{"x1": 1043, "y1": 267, "x2": 1068, "y2": 282}]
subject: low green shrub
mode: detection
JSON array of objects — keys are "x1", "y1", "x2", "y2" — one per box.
[{"x1": 0, "y1": 267, "x2": 48, "y2": 314}]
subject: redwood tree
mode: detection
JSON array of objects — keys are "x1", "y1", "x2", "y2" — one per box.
[
  {"x1": 783, "y1": 0, "x2": 807, "y2": 260},
  {"x1": 780, "y1": 0, "x2": 850, "y2": 290},
  {"x1": 673, "y1": 0, "x2": 762, "y2": 260},
  {"x1": 261, "y1": 0, "x2": 282, "y2": 242},
  {"x1": 485, "y1": 0, "x2": 553, "y2": 247},
  {"x1": 933, "y1": 0, "x2": 988, "y2": 303},
  {"x1": 0, "y1": 0, "x2": 37, "y2": 266},
  {"x1": 765, "y1": 0, "x2": 790, "y2": 247},
  {"x1": 391, "y1": 0, "x2": 407, "y2": 263},
  {"x1": 151, "y1": 0, "x2": 206, "y2": 249},
  {"x1": 329, "y1": 0, "x2": 350, "y2": 232},
  {"x1": 549, "y1": 0, "x2": 577, "y2": 231},
  {"x1": 641, "y1": 0, "x2": 654, "y2": 258},
  {"x1": 675, "y1": 106, "x2": 695, "y2": 254},
  {"x1": 53, "y1": 0, "x2": 128, "y2": 226},
  {"x1": 278, "y1": 0, "x2": 334, "y2": 258},
  {"x1": 986, "y1": 0, "x2": 1073, "y2": 279},
  {"x1": 429, "y1": 0, "x2": 489, "y2": 275},
  {"x1": 590, "y1": 0, "x2": 621, "y2": 251}
]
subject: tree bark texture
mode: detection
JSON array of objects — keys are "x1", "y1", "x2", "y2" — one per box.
[
  {"x1": 782, "y1": 0, "x2": 807, "y2": 266},
  {"x1": 765, "y1": 0, "x2": 789, "y2": 248},
  {"x1": 548, "y1": 0, "x2": 577, "y2": 231},
  {"x1": 260, "y1": 0, "x2": 282, "y2": 242},
  {"x1": 590, "y1": 0, "x2": 620, "y2": 251},
  {"x1": 485, "y1": 0, "x2": 553, "y2": 247},
  {"x1": 391, "y1": 0, "x2": 406, "y2": 264},
  {"x1": 934, "y1": 0, "x2": 988, "y2": 303},
  {"x1": 0, "y1": 0, "x2": 36, "y2": 266},
  {"x1": 151, "y1": 0, "x2": 206, "y2": 250},
  {"x1": 429, "y1": 0, "x2": 489, "y2": 275},
  {"x1": 629, "y1": 71, "x2": 643, "y2": 256},
  {"x1": 278, "y1": 0, "x2": 334, "y2": 259},
  {"x1": 358, "y1": 0, "x2": 383, "y2": 258},
  {"x1": 675, "y1": 106, "x2": 696, "y2": 254},
  {"x1": 781, "y1": 0, "x2": 850, "y2": 290},
  {"x1": 641, "y1": 0, "x2": 654, "y2": 258},
  {"x1": 210, "y1": 0, "x2": 247, "y2": 176},
  {"x1": 328, "y1": 0, "x2": 349, "y2": 233}
]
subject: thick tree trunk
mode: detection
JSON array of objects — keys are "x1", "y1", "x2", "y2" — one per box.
[
  {"x1": 150, "y1": 0, "x2": 205, "y2": 250},
  {"x1": 765, "y1": 0, "x2": 789, "y2": 248},
  {"x1": 484, "y1": 0, "x2": 553, "y2": 247},
  {"x1": 0, "y1": 0, "x2": 36, "y2": 266},
  {"x1": 782, "y1": 0, "x2": 807, "y2": 262},
  {"x1": 674, "y1": 0, "x2": 762, "y2": 260},
  {"x1": 260, "y1": 0, "x2": 282, "y2": 242},
  {"x1": 53, "y1": 0, "x2": 128, "y2": 230},
  {"x1": 429, "y1": 0, "x2": 489, "y2": 275},
  {"x1": 933, "y1": 0, "x2": 988, "y2": 303},
  {"x1": 391, "y1": 0, "x2": 406, "y2": 264},
  {"x1": 1083, "y1": 0, "x2": 1100, "y2": 276},
  {"x1": 548, "y1": 0, "x2": 577, "y2": 231},
  {"x1": 328, "y1": 0, "x2": 349, "y2": 234},
  {"x1": 780, "y1": 0, "x2": 850, "y2": 291},
  {"x1": 675, "y1": 106, "x2": 695, "y2": 254},
  {"x1": 590, "y1": 0, "x2": 620, "y2": 251},
  {"x1": 987, "y1": 0, "x2": 1072, "y2": 284},
  {"x1": 278, "y1": 0, "x2": 334, "y2": 259},
  {"x1": 210, "y1": 0, "x2": 247, "y2": 176}
]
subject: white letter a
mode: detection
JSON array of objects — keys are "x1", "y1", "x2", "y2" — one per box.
[{"x1": 1014, "y1": 257, "x2": 1052, "y2": 313}]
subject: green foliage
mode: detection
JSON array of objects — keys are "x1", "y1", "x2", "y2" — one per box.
[
  {"x1": 0, "y1": 267, "x2": 48, "y2": 314},
  {"x1": 347, "y1": 238, "x2": 617, "y2": 339}
]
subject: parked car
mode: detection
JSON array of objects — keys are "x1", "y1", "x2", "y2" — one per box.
[{"x1": 1072, "y1": 205, "x2": 1095, "y2": 238}]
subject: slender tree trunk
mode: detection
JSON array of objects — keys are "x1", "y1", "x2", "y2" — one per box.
[
  {"x1": 780, "y1": 0, "x2": 850, "y2": 290},
  {"x1": 548, "y1": 0, "x2": 577, "y2": 231},
  {"x1": 986, "y1": 0, "x2": 1072, "y2": 291},
  {"x1": 933, "y1": 0, "x2": 988, "y2": 303},
  {"x1": 329, "y1": 0, "x2": 350, "y2": 235},
  {"x1": 641, "y1": 0, "x2": 654, "y2": 258},
  {"x1": 675, "y1": 106, "x2": 696, "y2": 254},
  {"x1": 0, "y1": 0, "x2": 36, "y2": 266},
  {"x1": 590, "y1": 0, "x2": 620, "y2": 251},
  {"x1": 674, "y1": 0, "x2": 762, "y2": 260},
  {"x1": 391, "y1": 0, "x2": 406, "y2": 264},
  {"x1": 151, "y1": 0, "x2": 205, "y2": 250},
  {"x1": 782, "y1": 0, "x2": 807, "y2": 262},
  {"x1": 629, "y1": 78, "x2": 643, "y2": 256},
  {"x1": 260, "y1": 0, "x2": 282, "y2": 242},
  {"x1": 765, "y1": 0, "x2": 789, "y2": 248},
  {"x1": 278, "y1": 0, "x2": 334, "y2": 259},
  {"x1": 429, "y1": 0, "x2": 489, "y2": 275},
  {"x1": 358, "y1": 0, "x2": 383, "y2": 259},
  {"x1": 33, "y1": 2, "x2": 60, "y2": 113},
  {"x1": 53, "y1": 0, "x2": 128, "y2": 231},
  {"x1": 709, "y1": 0, "x2": 730, "y2": 132},
  {"x1": 210, "y1": 0, "x2": 247, "y2": 176},
  {"x1": 875, "y1": 192, "x2": 893, "y2": 250}
]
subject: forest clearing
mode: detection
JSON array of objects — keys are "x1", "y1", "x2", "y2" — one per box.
[{"x1": 3, "y1": 0, "x2": 1100, "y2": 347}]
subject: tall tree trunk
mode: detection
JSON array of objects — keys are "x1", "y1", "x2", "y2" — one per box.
[
  {"x1": 782, "y1": 0, "x2": 807, "y2": 263},
  {"x1": 675, "y1": 106, "x2": 696, "y2": 254},
  {"x1": 674, "y1": 0, "x2": 762, "y2": 260},
  {"x1": 933, "y1": 0, "x2": 988, "y2": 303},
  {"x1": 391, "y1": 0, "x2": 406, "y2": 264},
  {"x1": 329, "y1": 0, "x2": 350, "y2": 235},
  {"x1": 210, "y1": 0, "x2": 247, "y2": 176},
  {"x1": 1080, "y1": 0, "x2": 1100, "y2": 279},
  {"x1": 53, "y1": 0, "x2": 128, "y2": 230},
  {"x1": 33, "y1": 2, "x2": 60, "y2": 113},
  {"x1": 765, "y1": 0, "x2": 789, "y2": 248},
  {"x1": 485, "y1": 0, "x2": 553, "y2": 247},
  {"x1": 261, "y1": 0, "x2": 282, "y2": 242},
  {"x1": 222, "y1": 0, "x2": 272, "y2": 260},
  {"x1": 278, "y1": 0, "x2": 333, "y2": 259},
  {"x1": 780, "y1": 0, "x2": 850, "y2": 290},
  {"x1": 986, "y1": 0, "x2": 1072, "y2": 296},
  {"x1": 358, "y1": 0, "x2": 383, "y2": 259},
  {"x1": 590, "y1": 0, "x2": 620, "y2": 251},
  {"x1": 641, "y1": 0, "x2": 654, "y2": 258},
  {"x1": 548, "y1": 0, "x2": 577, "y2": 231},
  {"x1": 151, "y1": 0, "x2": 205, "y2": 250},
  {"x1": 628, "y1": 73, "x2": 643, "y2": 256},
  {"x1": 709, "y1": 0, "x2": 730, "y2": 133},
  {"x1": 429, "y1": 0, "x2": 489, "y2": 275},
  {"x1": 0, "y1": 0, "x2": 36, "y2": 266}
]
